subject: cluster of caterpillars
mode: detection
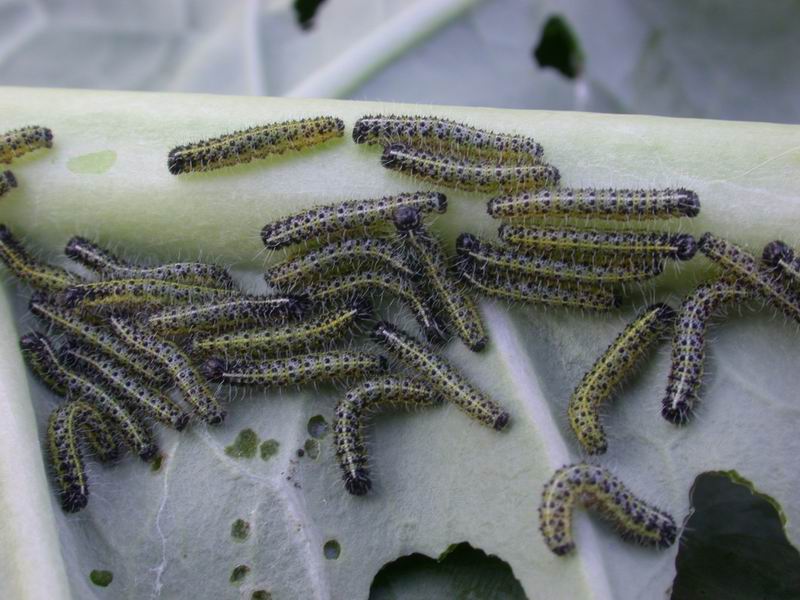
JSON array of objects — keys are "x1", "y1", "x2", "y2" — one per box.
[
  {"x1": 2, "y1": 113, "x2": 795, "y2": 561},
  {"x1": 0, "y1": 126, "x2": 53, "y2": 200}
]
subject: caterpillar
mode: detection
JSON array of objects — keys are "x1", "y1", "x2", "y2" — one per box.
[
  {"x1": 487, "y1": 188, "x2": 701, "y2": 220},
  {"x1": 372, "y1": 321, "x2": 509, "y2": 430},
  {"x1": 1, "y1": 125, "x2": 53, "y2": 163},
  {"x1": 661, "y1": 279, "x2": 753, "y2": 424},
  {"x1": 456, "y1": 263, "x2": 620, "y2": 311},
  {"x1": 260, "y1": 191, "x2": 447, "y2": 250},
  {"x1": 145, "y1": 294, "x2": 308, "y2": 336},
  {"x1": 167, "y1": 116, "x2": 344, "y2": 175},
  {"x1": 352, "y1": 115, "x2": 544, "y2": 163},
  {"x1": 0, "y1": 224, "x2": 82, "y2": 292},
  {"x1": 64, "y1": 236, "x2": 234, "y2": 288},
  {"x1": 498, "y1": 224, "x2": 698, "y2": 261},
  {"x1": 190, "y1": 300, "x2": 369, "y2": 357},
  {"x1": 456, "y1": 233, "x2": 665, "y2": 285},
  {"x1": 29, "y1": 295, "x2": 167, "y2": 386},
  {"x1": 698, "y1": 233, "x2": 800, "y2": 324},
  {"x1": 380, "y1": 143, "x2": 560, "y2": 193},
  {"x1": 763, "y1": 240, "x2": 800, "y2": 288},
  {"x1": 264, "y1": 236, "x2": 414, "y2": 289},
  {"x1": 19, "y1": 331, "x2": 70, "y2": 396},
  {"x1": 21, "y1": 332, "x2": 157, "y2": 460},
  {"x1": 203, "y1": 351, "x2": 387, "y2": 387},
  {"x1": 304, "y1": 269, "x2": 443, "y2": 343},
  {"x1": 568, "y1": 304, "x2": 675, "y2": 455},
  {"x1": 63, "y1": 278, "x2": 239, "y2": 311},
  {"x1": 334, "y1": 377, "x2": 441, "y2": 495},
  {"x1": 0, "y1": 170, "x2": 17, "y2": 198},
  {"x1": 539, "y1": 462, "x2": 677, "y2": 556},
  {"x1": 62, "y1": 344, "x2": 190, "y2": 430},
  {"x1": 394, "y1": 208, "x2": 486, "y2": 352},
  {"x1": 109, "y1": 317, "x2": 226, "y2": 425}
]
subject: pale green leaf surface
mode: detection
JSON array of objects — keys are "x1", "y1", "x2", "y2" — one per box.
[{"x1": 0, "y1": 87, "x2": 798, "y2": 599}]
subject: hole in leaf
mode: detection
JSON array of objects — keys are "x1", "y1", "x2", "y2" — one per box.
[
  {"x1": 533, "y1": 15, "x2": 584, "y2": 80},
  {"x1": 671, "y1": 471, "x2": 800, "y2": 599},
  {"x1": 293, "y1": 0, "x2": 327, "y2": 31},
  {"x1": 324, "y1": 539, "x2": 341, "y2": 560},
  {"x1": 89, "y1": 570, "x2": 113, "y2": 587},
  {"x1": 150, "y1": 454, "x2": 164, "y2": 473},
  {"x1": 231, "y1": 518, "x2": 250, "y2": 541},
  {"x1": 304, "y1": 438, "x2": 320, "y2": 459},
  {"x1": 260, "y1": 439, "x2": 280, "y2": 461},
  {"x1": 230, "y1": 564, "x2": 250, "y2": 584},
  {"x1": 369, "y1": 542, "x2": 524, "y2": 599},
  {"x1": 225, "y1": 429, "x2": 259, "y2": 459},
  {"x1": 251, "y1": 591, "x2": 272, "y2": 600},
  {"x1": 307, "y1": 414, "x2": 329, "y2": 439}
]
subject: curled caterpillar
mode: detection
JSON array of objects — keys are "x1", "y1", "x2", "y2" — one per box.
[
  {"x1": 1, "y1": 125, "x2": 53, "y2": 163},
  {"x1": 539, "y1": 462, "x2": 677, "y2": 556},
  {"x1": 334, "y1": 377, "x2": 441, "y2": 495},
  {"x1": 352, "y1": 115, "x2": 544, "y2": 163},
  {"x1": 372, "y1": 321, "x2": 508, "y2": 430},
  {"x1": 380, "y1": 143, "x2": 560, "y2": 193},
  {"x1": 167, "y1": 117, "x2": 344, "y2": 174},
  {"x1": 260, "y1": 191, "x2": 446, "y2": 250},
  {"x1": 0, "y1": 170, "x2": 17, "y2": 198},
  {"x1": 65, "y1": 236, "x2": 234, "y2": 288},
  {"x1": 487, "y1": 188, "x2": 700, "y2": 220},
  {"x1": 569, "y1": 304, "x2": 675, "y2": 455},
  {"x1": 0, "y1": 224, "x2": 82, "y2": 292}
]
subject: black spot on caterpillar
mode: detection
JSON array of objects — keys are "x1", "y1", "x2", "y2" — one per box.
[
  {"x1": 260, "y1": 191, "x2": 447, "y2": 250},
  {"x1": 698, "y1": 232, "x2": 800, "y2": 325},
  {"x1": 661, "y1": 279, "x2": 753, "y2": 425},
  {"x1": 334, "y1": 377, "x2": 441, "y2": 495},
  {"x1": 0, "y1": 224, "x2": 82, "y2": 292},
  {"x1": 190, "y1": 300, "x2": 370, "y2": 357},
  {"x1": 0, "y1": 170, "x2": 17, "y2": 198},
  {"x1": 372, "y1": 321, "x2": 508, "y2": 430},
  {"x1": 352, "y1": 115, "x2": 544, "y2": 164},
  {"x1": 264, "y1": 236, "x2": 414, "y2": 289},
  {"x1": 145, "y1": 294, "x2": 308, "y2": 336},
  {"x1": 380, "y1": 143, "x2": 560, "y2": 193},
  {"x1": 110, "y1": 317, "x2": 226, "y2": 425},
  {"x1": 64, "y1": 236, "x2": 235, "y2": 288},
  {"x1": 539, "y1": 462, "x2": 677, "y2": 556},
  {"x1": 487, "y1": 188, "x2": 700, "y2": 220},
  {"x1": 167, "y1": 116, "x2": 344, "y2": 174},
  {"x1": 0, "y1": 126, "x2": 53, "y2": 164},
  {"x1": 394, "y1": 209, "x2": 486, "y2": 352},
  {"x1": 203, "y1": 351, "x2": 388, "y2": 387},
  {"x1": 498, "y1": 224, "x2": 697, "y2": 262},
  {"x1": 457, "y1": 233, "x2": 665, "y2": 285},
  {"x1": 568, "y1": 303, "x2": 675, "y2": 455}
]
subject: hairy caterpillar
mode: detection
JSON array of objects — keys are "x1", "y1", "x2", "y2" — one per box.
[
  {"x1": 498, "y1": 224, "x2": 697, "y2": 261},
  {"x1": 372, "y1": 321, "x2": 508, "y2": 430},
  {"x1": 190, "y1": 300, "x2": 370, "y2": 357},
  {"x1": 63, "y1": 278, "x2": 239, "y2": 311},
  {"x1": 19, "y1": 331, "x2": 70, "y2": 396},
  {"x1": 0, "y1": 224, "x2": 82, "y2": 292},
  {"x1": 762, "y1": 240, "x2": 800, "y2": 286},
  {"x1": 698, "y1": 233, "x2": 800, "y2": 324},
  {"x1": 265, "y1": 237, "x2": 414, "y2": 289},
  {"x1": 304, "y1": 269, "x2": 443, "y2": 342},
  {"x1": 65, "y1": 236, "x2": 234, "y2": 288},
  {"x1": 352, "y1": 115, "x2": 544, "y2": 163},
  {"x1": 167, "y1": 116, "x2": 344, "y2": 175},
  {"x1": 334, "y1": 377, "x2": 441, "y2": 495},
  {"x1": 0, "y1": 170, "x2": 17, "y2": 198},
  {"x1": 539, "y1": 462, "x2": 677, "y2": 555},
  {"x1": 203, "y1": 350, "x2": 387, "y2": 386},
  {"x1": 457, "y1": 233, "x2": 665, "y2": 285},
  {"x1": 21, "y1": 332, "x2": 157, "y2": 460},
  {"x1": 568, "y1": 304, "x2": 675, "y2": 455},
  {"x1": 380, "y1": 143, "x2": 560, "y2": 193},
  {"x1": 394, "y1": 208, "x2": 486, "y2": 352},
  {"x1": 661, "y1": 279, "x2": 753, "y2": 424},
  {"x1": 456, "y1": 263, "x2": 620, "y2": 311},
  {"x1": 260, "y1": 191, "x2": 447, "y2": 250},
  {"x1": 29, "y1": 295, "x2": 167, "y2": 386},
  {"x1": 487, "y1": 188, "x2": 700, "y2": 220},
  {"x1": 62, "y1": 344, "x2": 190, "y2": 430},
  {"x1": 0, "y1": 125, "x2": 53, "y2": 163},
  {"x1": 109, "y1": 317, "x2": 226, "y2": 425},
  {"x1": 145, "y1": 294, "x2": 308, "y2": 336}
]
